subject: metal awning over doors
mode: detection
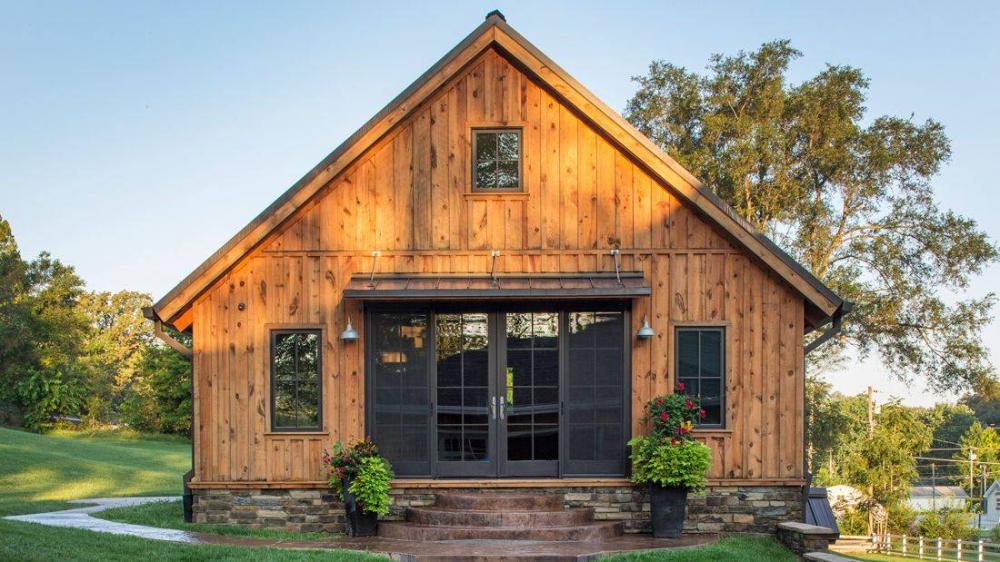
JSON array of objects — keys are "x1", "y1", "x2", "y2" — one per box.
[{"x1": 343, "y1": 273, "x2": 651, "y2": 301}]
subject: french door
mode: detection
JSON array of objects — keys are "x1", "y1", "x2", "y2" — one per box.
[{"x1": 367, "y1": 306, "x2": 628, "y2": 479}]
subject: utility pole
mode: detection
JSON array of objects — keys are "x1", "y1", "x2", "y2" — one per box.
[
  {"x1": 981, "y1": 464, "x2": 988, "y2": 529},
  {"x1": 932, "y1": 463, "x2": 937, "y2": 511},
  {"x1": 867, "y1": 386, "x2": 876, "y2": 437},
  {"x1": 970, "y1": 449, "x2": 977, "y2": 498}
]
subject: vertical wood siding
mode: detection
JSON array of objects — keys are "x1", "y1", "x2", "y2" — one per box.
[{"x1": 191, "y1": 48, "x2": 805, "y2": 484}]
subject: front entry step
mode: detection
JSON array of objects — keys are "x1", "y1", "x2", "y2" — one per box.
[
  {"x1": 379, "y1": 520, "x2": 624, "y2": 542},
  {"x1": 377, "y1": 492, "x2": 624, "y2": 544},
  {"x1": 407, "y1": 506, "x2": 594, "y2": 527},
  {"x1": 433, "y1": 493, "x2": 564, "y2": 511}
]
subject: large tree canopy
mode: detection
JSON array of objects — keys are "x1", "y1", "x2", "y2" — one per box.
[
  {"x1": 0, "y1": 214, "x2": 191, "y2": 433},
  {"x1": 626, "y1": 40, "x2": 998, "y2": 392}
]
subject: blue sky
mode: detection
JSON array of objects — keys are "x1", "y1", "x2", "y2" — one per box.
[{"x1": 2, "y1": 1, "x2": 997, "y2": 406}]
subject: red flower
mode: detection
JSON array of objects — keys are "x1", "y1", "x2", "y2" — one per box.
[
  {"x1": 700, "y1": 408, "x2": 707, "y2": 419},
  {"x1": 659, "y1": 411, "x2": 668, "y2": 421},
  {"x1": 685, "y1": 399, "x2": 695, "y2": 410},
  {"x1": 679, "y1": 426, "x2": 690, "y2": 435},
  {"x1": 671, "y1": 438, "x2": 679, "y2": 445},
  {"x1": 656, "y1": 398, "x2": 664, "y2": 407},
  {"x1": 676, "y1": 382, "x2": 685, "y2": 392}
]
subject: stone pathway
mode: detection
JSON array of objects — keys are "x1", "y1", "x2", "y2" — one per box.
[
  {"x1": 4, "y1": 497, "x2": 716, "y2": 560},
  {"x1": 4, "y1": 496, "x2": 194, "y2": 543}
]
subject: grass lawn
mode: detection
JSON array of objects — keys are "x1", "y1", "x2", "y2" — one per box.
[
  {"x1": 0, "y1": 426, "x2": 189, "y2": 516},
  {"x1": 94, "y1": 499, "x2": 331, "y2": 541},
  {"x1": 0, "y1": 427, "x2": 383, "y2": 561},
  {"x1": 1, "y1": 521, "x2": 382, "y2": 562},
  {"x1": 599, "y1": 536, "x2": 796, "y2": 561}
]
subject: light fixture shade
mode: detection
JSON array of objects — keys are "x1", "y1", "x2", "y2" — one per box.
[
  {"x1": 340, "y1": 316, "x2": 359, "y2": 342},
  {"x1": 636, "y1": 315, "x2": 655, "y2": 339}
]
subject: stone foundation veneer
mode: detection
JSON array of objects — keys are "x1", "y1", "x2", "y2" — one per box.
[
  {"x1": 191, "y1": 485, "x2": 802, "y2": 535},
  {"x1": 191, "y1": 489, "x2": 345, "y2": 533}
]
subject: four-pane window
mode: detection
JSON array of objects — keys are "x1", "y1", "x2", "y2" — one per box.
[
  {"x1": 473, "y1": 129, "x2": 521, "y2": 191},
  {"x1": 270, "y1": 330, "x2": 322, "y2": 431},
  {"x1": 676, "y1": 327, "x2": 724, "y2": 427}
]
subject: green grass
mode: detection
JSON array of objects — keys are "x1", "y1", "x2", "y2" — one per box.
[
  {"x1": 0, "y1": 520, "x2": 382, "y2": 562},
  {"x1": 0, "y1": 427, "x2": 382, "y2": 561},
  {"x1": 0, "y1": 426, "x2": 190, "y2": 516},
  {"x1": 599, "y1": 536, "x2": 796, "y2": 561},
  {"x1": 94, "y1": 499, "x2": 332, "y2": 541}
]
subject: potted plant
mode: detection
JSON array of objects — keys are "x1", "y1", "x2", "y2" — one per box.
[
  {"x1": 628, "y1": 383, "x2": 712, "y2": 538},
  {"x1": 324, "y1": 439, "x2": 394, "y2": 536}
]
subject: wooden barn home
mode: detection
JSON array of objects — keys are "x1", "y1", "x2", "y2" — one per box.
[{"x1": 148, "y1": 12, "x2": 849, "y2": 538}]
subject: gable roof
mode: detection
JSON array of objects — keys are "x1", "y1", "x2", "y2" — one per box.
[{"x1": 153, "y1": 12, "x2": 845, "y2": 330}]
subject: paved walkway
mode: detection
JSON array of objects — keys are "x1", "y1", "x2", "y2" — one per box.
[
  {"x1": 4, "y1": 497, "x2": 716, "y2": 559},
  {"x1": 4, "y1": 496, "x2": 195, "y2": 543}
]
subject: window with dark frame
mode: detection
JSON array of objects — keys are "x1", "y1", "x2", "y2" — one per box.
[
  {"x1": 472, "y1": 129, "x2": 521, "y2": 191},
  {"x1": 676, "y1": 327, "x2": 724, "y2": 427},
  {"x1": 270, "y1": 330, "x2": 322, "y2": 431}
]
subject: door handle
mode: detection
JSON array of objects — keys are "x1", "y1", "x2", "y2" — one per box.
[
  {"x1": 490, "y1": 396, "x2": 497, "y2": 420},
  {"x1": 499, "y1": 397, "x2": 505, "y2": 421}
]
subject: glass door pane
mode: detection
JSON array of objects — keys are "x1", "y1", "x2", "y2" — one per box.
[
  {"x1": 564, "y1": 311, "x2": 626, "y2": 476},
  {"x1": 434, "y1": 312, "x2": 496, "y2": 476},
  {"x1": 370, "y1": 313, "x2": 430, "y2": 476},
  {"x1": 500, "y1": 312, "x2": 559, "y2": 477}
]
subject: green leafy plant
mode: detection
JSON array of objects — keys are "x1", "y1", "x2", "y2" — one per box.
[
  {"x1": 919, "y1": 508, "x2": 978, "y2": 541},
  {"x1": 628, "y1": 436, "x2": 711, "y2": 490},
  {"x1": 628, "y1": 386, "x2": 712, "y2": 490},
  {"x1": 324, "y1": 440, "x2": 394, "y2": 515},
  {"x1": 348, "y1": 456, "x2": 393, "y2": 516}
]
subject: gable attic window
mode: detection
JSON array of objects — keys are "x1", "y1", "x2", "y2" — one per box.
[{"x1": 472, "y1": 129, "x2": 522, "y2": 191}]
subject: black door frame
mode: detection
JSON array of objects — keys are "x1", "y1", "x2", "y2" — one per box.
[
  {"x1": 496, "y1": 311, "x2": 560, "y2": 478},
  {"x1": 364, "y1": 301, "x2": 630, "y2": 479},
  {"x1": 432, "y1": 310, "x2": 499, "y2": 478}
]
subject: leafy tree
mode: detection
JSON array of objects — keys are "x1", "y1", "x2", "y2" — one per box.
[
  {"x1": 838, "y1": 400, "x2": 932, "y2": 532},
  {"x1": 0, "y1": 214, "x2": 90, "y2": 428},
  {"x1": 960, "y1": 392, "x2": 1000, "y2": 428},
  {"x1": 0, "y1": 216, "x2": 32, "y2": 404},
  {"x1": 626, "y1": 41, "x2": 998, "y2": 393},
  {"x1": 954, "y1": 422, "x2": 1000, "y2": 506},
  {"x1": 806, "y1": 377, "x2": 867, "y2": 476},
  {"x1": 921, "y1": 403, "x2": 977, "y2": 463},
  {"x1": 78, "y1": 290, "x2": 154, "y2": 422},
  {"x1": 917, "y1": 508, "x2": 978, "y2": 540},
  {"x1": 121, "y1": 329, "x2": 192, "y2": 436}
]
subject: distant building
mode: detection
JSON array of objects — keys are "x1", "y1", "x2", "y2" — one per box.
[
  {"x1": 908, "y1": 486, "x2": 968, "y2": 512},
  {"x1": 981, "y1": 481, "x2": 1000, "y2": 529}
]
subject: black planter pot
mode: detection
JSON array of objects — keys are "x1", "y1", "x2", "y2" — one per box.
[
  {"x1": 342, "y1": 481, "x2": 379, "y2": 537},
  {"x1": 648, "y1": 483, "x2": 688, "y2": 538}
]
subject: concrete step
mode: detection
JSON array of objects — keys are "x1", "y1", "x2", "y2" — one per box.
[
  {"x1": 377, "y1": 521, "x2": 624, "y2": 542},
  {"x1": 407, "y1": 506, "x2": 594, "y2": 527},
  {"x1": 407, "y1": 554, "x2": 580, "y2": 562},
  {"x1": 433, "y1": 493, "x2": 564, "y2": 512}
]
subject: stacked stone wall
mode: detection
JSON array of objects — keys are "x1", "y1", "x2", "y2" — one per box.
[{"x1": 193, "y1": 484, "x2": 803, "y2": 535}]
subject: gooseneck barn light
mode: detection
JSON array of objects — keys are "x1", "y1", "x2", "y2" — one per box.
[
  {"x1": 341, "y1": 316, "x2": 359, "y2": 342},
  {"x1": 636, "y1": 315, "x2": 655, "y2": 339}
]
